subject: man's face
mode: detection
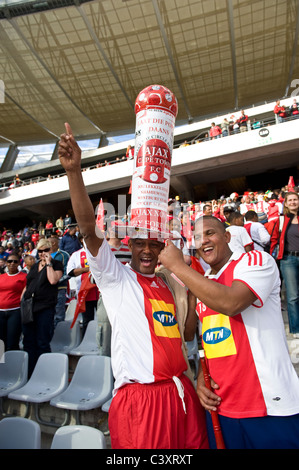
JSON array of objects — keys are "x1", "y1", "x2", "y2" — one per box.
[
  {"x1": 194, "y1": 217, "x2": 231, "y2": 272},
  {"x1": 203, "y1": 205, "x2": 212, "y2": 216},
  {"x1": 128, "y1": 238, "x2": 164, "y2": 275},
  {"x1": 49, "y1": 237, "x2": 59, "y2": 252}
]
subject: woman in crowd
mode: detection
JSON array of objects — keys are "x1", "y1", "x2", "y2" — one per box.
[
  {"x1": 22, "y1": 239, "x2": 63, "y2": 375},
  {"x1": 271, "y1": 191, "x2": 299, "y2": 338},
  {"x1": 0, "y1": 253, "x2": 27, "y2": 350}
]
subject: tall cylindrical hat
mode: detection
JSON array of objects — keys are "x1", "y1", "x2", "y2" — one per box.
[{"x1": 129, "y1": 85, "x2": 178, "y2": 239}]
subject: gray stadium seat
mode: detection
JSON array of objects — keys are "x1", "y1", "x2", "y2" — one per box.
[
  {"x1": 50, "y1": 320, "x2": 81, "y2": 354},
  {"x1": 50, "y1": 355, "x2": 113, "y2": 424},
  {"x1": 68, "y1": 320, "x2": 100, "y2": 356},
  {"x1": 186, "y1": 335, "x2": 199, "y2": 379},
  {"x1": 8, "y1": 353, "x2": 69, "y2": 425},
  {"x1": 0, "y1": 417, "x2": 41, "y2": 449},
  {"x1": 50, "y1": 424, "x2": 106, "y2": 449},
  {"x1": 0, "y1": 350, "x2": 29, "y2": 416},
  {"x1": 0, "y1": 351, "x2": 28, "y2": 397}
]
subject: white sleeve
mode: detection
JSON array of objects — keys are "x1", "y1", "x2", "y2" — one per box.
[
  {"x1": 257, "y1": 224, "x2": 271, "y2": 246},
  {"x1": 66, "y1": 251, "x2": 78, "y2": 275},
  {"x1": 233, "y1": 251, "x2": 280, "y2": 307}
]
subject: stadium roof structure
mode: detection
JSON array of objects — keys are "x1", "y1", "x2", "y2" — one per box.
[{"x1": 0, "y1": 0, "x2": 299, "y2": 147}]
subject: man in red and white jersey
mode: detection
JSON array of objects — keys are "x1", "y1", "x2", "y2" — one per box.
[
  {"x1": 239, "y1": 194, "x2": 255, "y2": 215},
  {"x1": 58, "y1": 123, "x2": 209, "y2": 450},
  {"x1": 67, "y1": 246, "x2": 99, "y2": 336},
  {"x1": 159, "y1": 215, "x2": 299, "y2": 449},
  {"x1": 244, "y1": 210, "x2": 271, "y2": 251}
]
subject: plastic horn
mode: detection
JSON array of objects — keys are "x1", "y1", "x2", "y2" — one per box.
[{"x1": 199, "y1": 349, "x2": 226, "y2": 449}]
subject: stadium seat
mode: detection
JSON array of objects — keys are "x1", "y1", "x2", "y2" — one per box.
[
  {"x1": 50, "y1": 425, "x2": 106, "y2": 449},
  {"x1": 64, "y1": 299, "x2": 77, "y2": 322},
  {"x1": 50, "y1": 320, "x2": 81, "y2": 354},
  {"x1": 0, "y1": 351, "x2": 29, "y2": 416},
  {"x1": 50, "y1": 355, "x2": 113, "y2": 424},
  {"x1": 68, "y1": 320, "x2": 100, "y2": 356},
  {"x1": 186, "y1": 335, "x2": 199, "y2": 379},
  {"x1": 8, "y1": 353, "x2": 69, "y2": 425},
  {"x1": 101, "y1": 397, "x2": 112, "y2": 413},
  {"x1": 0, "y1": 417, "x2": 41, "y2": 449}
]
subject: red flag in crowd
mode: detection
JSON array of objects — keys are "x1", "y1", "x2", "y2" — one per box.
[
  {"x1": 288, "y1": 176, "x2": 295, "y2": 191},
  {"x1": 70, "y1": 272, "x2": 95, "y2": 328},
  {"x1": 96, "y1": 198, "x2": 105, "y2": 231}
]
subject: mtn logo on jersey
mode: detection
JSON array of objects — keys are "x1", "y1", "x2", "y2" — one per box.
[
  {"x1": 202, "y1": 314, "x2": 237, "y2": 359},
  {"x1": 150, "y1": 299, "x2": 180, "y2": 338},
  {"x1": 203, "y1": 327, "x2": 231, "y2": 344}
]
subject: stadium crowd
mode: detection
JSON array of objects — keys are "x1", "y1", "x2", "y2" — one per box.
[
  {"x1": 0, "y1": 178, "x2": 298, "y2": 360},
  {"x1": 2, "y1": 98, "x2": 299, "y2": 192}
]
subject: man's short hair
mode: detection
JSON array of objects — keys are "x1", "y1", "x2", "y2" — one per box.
[
  {"x1": 228, "y1": 212, "x2": 243, "y2": 224},
  {"x1": 244, "y1": 210, "x2": 258, "y2": 221}
]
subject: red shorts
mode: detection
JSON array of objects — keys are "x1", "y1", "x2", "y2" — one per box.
[{"x1": 108, "y1": 374, "x2": 209, "y2": 449}]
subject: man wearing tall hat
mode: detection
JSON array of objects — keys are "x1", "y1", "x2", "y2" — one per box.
[{"x1": 58, "y1": 123, "x2": 208, "y2": 450}]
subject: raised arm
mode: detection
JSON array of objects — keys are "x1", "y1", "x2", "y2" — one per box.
[{"x1": 58, "y1": 123, "x2": 103, "y2": 256}]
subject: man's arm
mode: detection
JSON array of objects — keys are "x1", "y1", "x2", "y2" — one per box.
[
  {"x1": 159, "y1": 241, "x2": 257, "y2": 317},
  {"x1": 58, "y1": 123, "x2": 103, "y2": 256}
]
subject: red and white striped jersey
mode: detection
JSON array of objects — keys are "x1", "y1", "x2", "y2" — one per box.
[
  {"x1": 109, "y1": 242, "x2": 132, "y2": 264},
  {"x1": 196, "y1": 251, "x2": 299, "y2": 418},
  {"x1": 86, "y1": 238, "x2": 187, "y2": 394}
]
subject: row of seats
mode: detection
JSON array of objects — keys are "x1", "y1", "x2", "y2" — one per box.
[
  {"x1": 0, "y1": 351, "x2": 113, "y2": 428},
  {"x1": 0, "y1": 418, "x2": 106, "y2": 449}
]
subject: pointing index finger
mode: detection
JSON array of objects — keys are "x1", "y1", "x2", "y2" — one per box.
[{"x1": 65, "y1": 122, "x2": 73, "y2": 136}]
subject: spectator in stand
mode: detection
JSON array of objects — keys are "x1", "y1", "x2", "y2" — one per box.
[
  {"x1": 209, "y1": 123, "x2": 222, "y2": 140},
  {"x1": 0, "y1": 259, "x2": 6, "y2": 274},
  {"x1": 229, "y1": 192, "x2": 240, "y2": 210},
  {"x1": 38, "y1": 222, "x2": 44, "y2": 236},
  {"x1": 22, "y1": 239, "x2": 63, "y2": 376},
  {"x1": 244, "y1": 211, "x2": 271, "y2": 251},
  {"x1": 55, "y1": 216, "x2": 64, "y2": 231},
  {"x1": 31, "y1": 229, "x2": 39, "y2": 245},
  {"x1": 159, "y1": 216, "x2": 299, "y2": 449},
  {"x1": 126, "y1": 145, "x2": 134, "y2": 159},
  {"x1": 237, "y1": 110, "x2": 249, "y2": 132},
  {"x1": 251, "y1": 118, "x2": 261, "y2": 129},
  {"x1": 49, "y1": 235, "x2": 70, "y2": 327},
  {"x1": 274, "y1": 100, "x2": 287, "y2": 123},
  {"x1": 270, "y1": 191, "x2": 299, "y2": 338},
  {"x1": 289, "y1": 98, "x2": 299, "y2": 119},
  {"x1": 26, "y1": 241, "x2": 37, "y2": 258},
  {"x1": 226, "y1": 212, "x2": 253, "y2": 253},
  {"x1": 179, "y1": 140, "x2": 190, "y2": 147},
  {"x1": 0, "y1": 253, "x2": 27, "y2": 351},
  {"x1": 0, "y1": 246, "x2": 8, "y2": 261},
  {"x1": 63, "y1": 213, "x2": 72, "y2": 228},
  {"x1": 45, "y1": 219, "x2": 53, "y2": 230},
  {"x1": 239, "y1": 194, "x2": 255, "y2": 215},
  {"x1": 59, "y1": 225, "x2": 81, "y2": 255},
  {"x1": 67, "y1": 245, "x2": 99, "y2": 337},
  {"x1": 5, "y1": 242, "x2": 14, "y2": 257},
  {"x1": 45, "y1": 219, "x2": 53, "y2": 237},
  {"x1": 202, "y1": 204, "x2": 213, "y2": 216},
  {"x1": 22, "y1": 254, "x2": 36, "y2": 273},
  {"x1": 221, "y1": 118, "x2": 230, "y2": 137}
]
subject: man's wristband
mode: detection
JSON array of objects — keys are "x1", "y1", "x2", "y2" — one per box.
[{"x1": 46, "y1": 263, "x2": 53, "y2": 267}]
